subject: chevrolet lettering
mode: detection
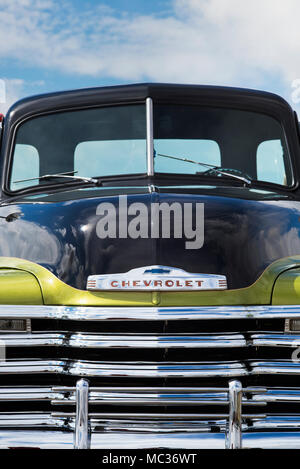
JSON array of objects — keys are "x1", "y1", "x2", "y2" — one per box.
[{"x1": 87, "y1": 266, "x2": 227, "y2": 291}]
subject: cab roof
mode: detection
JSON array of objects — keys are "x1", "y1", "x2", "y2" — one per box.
[{"x1": 5, "y1": 83, "x2": 294, "y2": 125}]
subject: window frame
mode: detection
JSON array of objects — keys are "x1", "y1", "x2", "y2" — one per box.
[
  {"x1": 3, "y1": 99, "x2": 296, "y2": 195},
  {"x1": 6, "y1": 102, "x2": 149, "y2": 194}
]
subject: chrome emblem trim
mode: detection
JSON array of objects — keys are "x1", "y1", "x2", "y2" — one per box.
[{"x1": 86, "y1": 265, "x2": 227, "y2": 291}]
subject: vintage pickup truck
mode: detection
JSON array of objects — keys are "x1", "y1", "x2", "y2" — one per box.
[{"x1": 0, "y1": 83, "x2": 300, "y2": 449}]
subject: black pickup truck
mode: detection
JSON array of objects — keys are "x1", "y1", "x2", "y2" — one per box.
[{"x1": 0, "y1": 83, "x2": 299, "y2": 448}]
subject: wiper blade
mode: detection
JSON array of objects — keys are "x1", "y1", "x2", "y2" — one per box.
[
  {"x1": 157, "y1": 153, "x2": 252, "y2": 186},
  {"x1": 13, "y1": 171, "x2": 99, "y2": 185}
]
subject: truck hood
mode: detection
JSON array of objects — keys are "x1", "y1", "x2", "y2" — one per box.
[{"x1": 0, "y1": 186, "x2": 300, "y2": 290}]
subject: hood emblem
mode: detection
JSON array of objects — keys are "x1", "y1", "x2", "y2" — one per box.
[{"x1": 86, "y1": 265, "x2": 227, "y2": 291}]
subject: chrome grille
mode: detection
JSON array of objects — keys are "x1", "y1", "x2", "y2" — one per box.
[{"x1": 0, "y1": 305, "x2": 299, "y2": 448}]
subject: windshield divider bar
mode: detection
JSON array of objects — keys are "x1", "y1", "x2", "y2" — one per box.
[{"x1": 146, "y1": 97, "x2": 154, "y2": 176}]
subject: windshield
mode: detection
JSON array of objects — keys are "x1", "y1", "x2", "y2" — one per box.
[
  {"x1": 9, "y1": 104, "x2": 147, "y2": 191},
  {"x1": 154, "y1": 105, "x2": 292, "y2": 186},
  {"x1": 9, "y1": 101, "x2": 292, "y2": 191}
]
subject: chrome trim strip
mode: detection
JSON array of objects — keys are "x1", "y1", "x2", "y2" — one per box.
[
  {"x1": 1, "y1": 429, "x2": 300, "y2": 449},
  {"x1": 3, "y1": 412, "x2": 300, "y2": 431},
  {"x1": 68, "y1": 332, "x2": 246, "y2": 349},
  {"x1": 0, "y1": 304, "x2": 299, "y2": 321},
  {"x1": 68, "y1": 360, "x2": 247, "y2": 378},
  {"x1": 252, "y1": 389, "x2": 300, "y2": 403},
  {"x1": 52, "y1": 412, "x2": 266, "y2": 422},
  {"x1": 5, "y1": 330, "x2": 300, "y2": 350},
  {"x1": 251, "y1": 415, "x2": 300, "y2": 429},
  {"x1": 0, "y1": 333, "x2": 65, "y2": 347},
  {"x1": 227, "y1": 380, "x2": 242, "y2": 449},
  {"x1": 74, "y1": 379, "x2": 90, "y2": 449},
  {"x1": 52, "y1": 386, "x2": 266, "y2": 393},
  {"x1": 0, "y1": 359, "x2": 245, "y2": 377},
  {"x1": 0, "y1": 359, "x2": 65, "y2": 374},
  {"x1": 3, "y1": 359, "x2": 300, "y2": 377},
  {"x1": 250, "y1": 361, "x2": 300, "y2": 375},
  {"x1": 0, "y1": 413, "x2": 69, "y2": 429},
  {"x1": 0, "y1": 332, "x2": 246, "y2": 349},
  {"x1": 252, "y1": 333, "x2": 300, "y2": 347},
  {"x1": 0, "y1": 386, "x2": 265, "y2": 407},
  {"x1": 146, "y1": 97, "x2": 154, "y2": 176},
  {"x1": 6, "y1": 331, "x2": 300, "y2": 349},
  {"x1": 89, "y1": 419, "x2": 230, "y2": 433},
  {"x1": 52, "y1": 390, "x2": 264, "y2": 407},
  {"x1": 0, "y1": 387, "x2": 64, "y2": 401},
  {"x1": 53, "y1": 398, "x2": 251, "y2": 406}
]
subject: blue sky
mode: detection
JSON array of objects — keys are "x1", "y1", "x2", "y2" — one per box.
[{"x1": 1, "y1": 0, "x2": 300, "y2": 113}]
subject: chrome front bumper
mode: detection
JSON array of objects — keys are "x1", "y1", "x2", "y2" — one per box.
[
  {"x1": 71, "y1": 378, "x2": 247, "y2": 449},
  {"x1": 1, "y1": 379, "x2": 300, "y2": 449}
]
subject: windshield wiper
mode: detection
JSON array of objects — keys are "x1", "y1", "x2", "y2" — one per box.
[
  {"x1": 13, "y1": 171, "x2": 100, "y2": 185},
  {"x1": 156, "y1": 153, "x2": 252, "y2": 186}
]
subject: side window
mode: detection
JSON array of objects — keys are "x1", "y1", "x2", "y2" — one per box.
[
  {"x1": 11, "y1": 144, "x2": 40, "y2": 190},
  {"x1": 257, "y1": 139, "x2": 287, "y2": 185}
]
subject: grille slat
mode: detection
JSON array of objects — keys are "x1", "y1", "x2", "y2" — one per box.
[
  {"x1": 0, "y1": 332, "x2": 247, "y2": 348},
  {"x1": 0, "y1": 304, "x2": 297, "y2": 321},
  {"x1": 2, "y1": 331, "x2": 300, "y2": 348}
]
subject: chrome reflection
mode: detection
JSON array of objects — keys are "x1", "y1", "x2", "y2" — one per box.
[
  {"x1": 0, "y1": 332, "x2": 246, "y2": 349},
  {"x1": 68, "y1": 360, "x2": 248, "y2": 378},
  {"x1": 4, "y1": 331, "x2": 300, "y2": 350},
  {"x1": 0, "y1": 304, "x2": 299, "y2": 321},
  {"x1": 2, "y1": 359, "x2": 300, "y2": 377},
  {"x1": 1, "y1": 429, "x2": 300, "y2": 449},
  {"x1": 74, "y1": 379, "x2": 90, "y2": 449},
  {"x1": 227, "y1": 380, "x2": 242, "y2": 449}
]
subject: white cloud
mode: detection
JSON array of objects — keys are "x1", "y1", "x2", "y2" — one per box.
[
  {"x1": 0, "y1": 0, "x2": 300, "y2": 94},
  {"x1": 0, "y1": 79, "x2": 25, "y2": 114}
]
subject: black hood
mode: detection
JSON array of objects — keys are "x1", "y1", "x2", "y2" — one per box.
[{"x1": 0, "y1": 186, "x2": 299, "y2": 290}]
